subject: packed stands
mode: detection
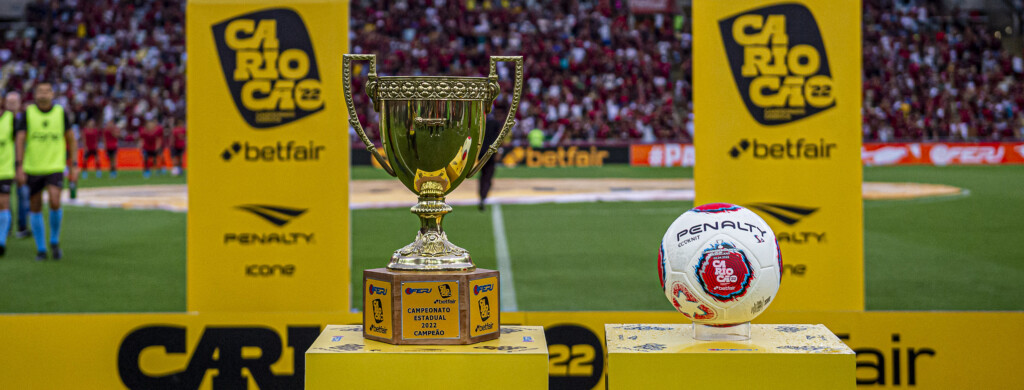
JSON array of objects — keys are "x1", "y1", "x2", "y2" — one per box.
[{"x1": 1, "y1": 0, "x2": 1022, "y2": 144}]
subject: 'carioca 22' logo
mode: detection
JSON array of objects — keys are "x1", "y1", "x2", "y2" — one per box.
[
  {"x1": 213, "y1": 8, "x2": 324, "y2": 129},
  {"x1": 719, "y1": 4, "x2": 834, "y2": 125}
]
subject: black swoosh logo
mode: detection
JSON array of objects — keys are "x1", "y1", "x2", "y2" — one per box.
[
  {"x1": 746, "y1": 203, "x2": 818, "y2": 226},
  {"x1": 236, "y1": 204, "x2": 308, "y2": 227}
]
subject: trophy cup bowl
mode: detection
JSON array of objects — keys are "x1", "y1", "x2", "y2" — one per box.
[
  {"x1": 345, "y1": 54, "x2": 522, "y2": 345},
  {"x1": 344, "y1": 54, "x2": 523, "y2": 271}
]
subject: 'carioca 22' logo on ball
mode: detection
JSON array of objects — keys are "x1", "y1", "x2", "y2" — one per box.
[
  {"x1": 212, "y1": 9, "x2": 325, "y2": 129},
  {"x1": 694, "y1": 240, "x2": 754, "y2": 301},
  {"x1": 719, "y1": 4, "x2": 834, "y2": 125}
]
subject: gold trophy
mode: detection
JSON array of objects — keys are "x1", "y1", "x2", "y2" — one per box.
[{"x1": 344, "y1": 54, "x2": 522, "y2": 344}]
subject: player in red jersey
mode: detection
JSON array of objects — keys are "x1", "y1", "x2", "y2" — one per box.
[
  {"x1": 170, "y1": 118, "x2": 186, "y2": 176},
  {"x1": 139, "y1": 119, "x2": 163, "y2": 179},
  {"x1": 159, "y1": 119, "x2": 171, "y2": 175},
  {"x1": 80, "y1": 119, "x2": 101, "y2": 179},
  {"x1": 102, "y1": 120, "x2": 121, "y2": 178}
]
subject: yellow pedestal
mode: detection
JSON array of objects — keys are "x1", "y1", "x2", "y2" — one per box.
[
  {"x1": 606, "y1": 324, "x2": 854, "y2": 389},
  {"x1": 306, "y1": 325, "x2": 548, "y2": 389}
]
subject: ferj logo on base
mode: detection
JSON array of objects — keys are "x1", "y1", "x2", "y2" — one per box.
[
  {"x1": 719, "y1": 4, "x2": 834, "y2": 125},
  {"x1": 212, "y1": 8, "x2": 324, "y2": 128}
]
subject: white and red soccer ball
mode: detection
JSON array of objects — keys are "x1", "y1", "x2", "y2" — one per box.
[{"x1": 659, "y1": 203, "x2": 781, "y2": 325}]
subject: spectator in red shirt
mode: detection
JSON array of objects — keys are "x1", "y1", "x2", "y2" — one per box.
[
  {"x1": 80, "y1": 119, "x2": 101, "y2": 179},
  {"x1": 170, "y1": 118, "x2": 186, "y2": 176},
  {"x1": 102, "y1": 121, "x2": 122, "y2": 179},
  {"x1": 159, "y1": 119, "x2": 171, "y2": 176},
  {"x1": 139, "y1": 119, "x2": 163, "y2": 179}
]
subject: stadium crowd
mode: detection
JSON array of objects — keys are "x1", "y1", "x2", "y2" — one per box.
[
  {"x1": 349, "y1": 0, "x2": 691, "y2": 144},
  {"x1": 1, "y1": 0, "x2": 1023, "y2": 145},
  {"x1": 0, "y1": 0, "x2": 186, "y2": 147},
  {"x1": 863, "y1": 0, "x2": 1024, "y2": 141},
  {"x1": 351, "y1": 0, "x2": 1024, "y2": 143}
]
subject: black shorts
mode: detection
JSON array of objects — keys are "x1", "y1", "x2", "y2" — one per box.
[
  {"x1": 172, "y1": 147, "x2": 184, "y2": 158},
  {"x1": 106, "y1": 148, "x2": 118, "y2": 157},
  {"x1": 143, "y1": 150, "x2": 159, "y2": 160},
  {"x1": 84, "y1": 150, "x2": 99, "y2": 161},
  {"x1": 0, "y1": 179, "x2": 11, "y2": 195},
  {"x1": 27, "y1": 172, "x2": 63, "y2": 196}
]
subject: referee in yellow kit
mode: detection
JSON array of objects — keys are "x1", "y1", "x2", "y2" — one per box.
[
  {"x1": 15, "y1": 81, "x2": 79, "y2": 260},
  {"x1": 0, "y1": 92, "x2": 22, "y2": 256}
]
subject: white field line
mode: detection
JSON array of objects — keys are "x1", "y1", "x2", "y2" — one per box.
[{"x1": 491, "y1": 204, "x2": 518, "y2": 311}]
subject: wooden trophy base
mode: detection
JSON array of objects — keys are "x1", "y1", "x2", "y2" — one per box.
[{"x1": 363, "y1": 268, "x2": 500, "y2": 345}]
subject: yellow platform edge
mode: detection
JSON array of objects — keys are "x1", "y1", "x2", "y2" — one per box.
[
  {"x1": 306, "y1": 325, "x2": 549, "y2": 389},
  {"x1": 606, "y1": 324, "x2": 855, "y2": 389}
]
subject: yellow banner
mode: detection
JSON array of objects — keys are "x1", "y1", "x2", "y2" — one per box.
[
  {"x1": 0, "y1": 312, "x2": 358, "y2": 389},
  {"x1": 693, "y1": 0, "x2": 864, "y2": 310},
  {"x1": 0, "y1": 311, "x2": 1021, "y2": 388},
  {"x1": 186, "y1": 0, "x2": 351, "y2": 312}
]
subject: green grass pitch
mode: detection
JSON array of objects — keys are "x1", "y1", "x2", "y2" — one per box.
[
  {"x1": 0, "y1": 170, "x2": 186, "y2": 313},
  {"x1": 1, "y1": 166, "x2": 1022, "y2": 313}
]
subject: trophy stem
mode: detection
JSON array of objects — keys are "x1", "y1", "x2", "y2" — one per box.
[{"x1": 388, "y1": 192, "x2": 474, "y2": 271}]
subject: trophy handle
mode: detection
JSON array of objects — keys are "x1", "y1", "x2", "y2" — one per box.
[
  {"x1": 343, "y1": 54, "x2": 396, "y2": 177},
  {"x1": 468, "y1": 55, "x2": 523, "y2": 178}
]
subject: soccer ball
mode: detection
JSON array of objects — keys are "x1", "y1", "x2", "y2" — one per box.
[{"x1": 658, "y1": 203, "x2": 781, "y2": 325}]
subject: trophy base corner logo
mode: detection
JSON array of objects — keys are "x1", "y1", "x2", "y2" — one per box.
[
  {"x1": 719, "y1": 4, "x2": 834, "y2": 125},
  {"x1": 477, "y1": 296, "x2": 490, "y2": 322},
  {"x1": 371, "y1": 298, "x2": 384, "y2": 324},
  {"x1": 212, "y1": 8, "x2": 324, "y2": 129}
]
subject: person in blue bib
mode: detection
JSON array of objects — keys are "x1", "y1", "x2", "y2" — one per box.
[{"x1": 15, "y1": 81, "x2": 80, "y2": 260}]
